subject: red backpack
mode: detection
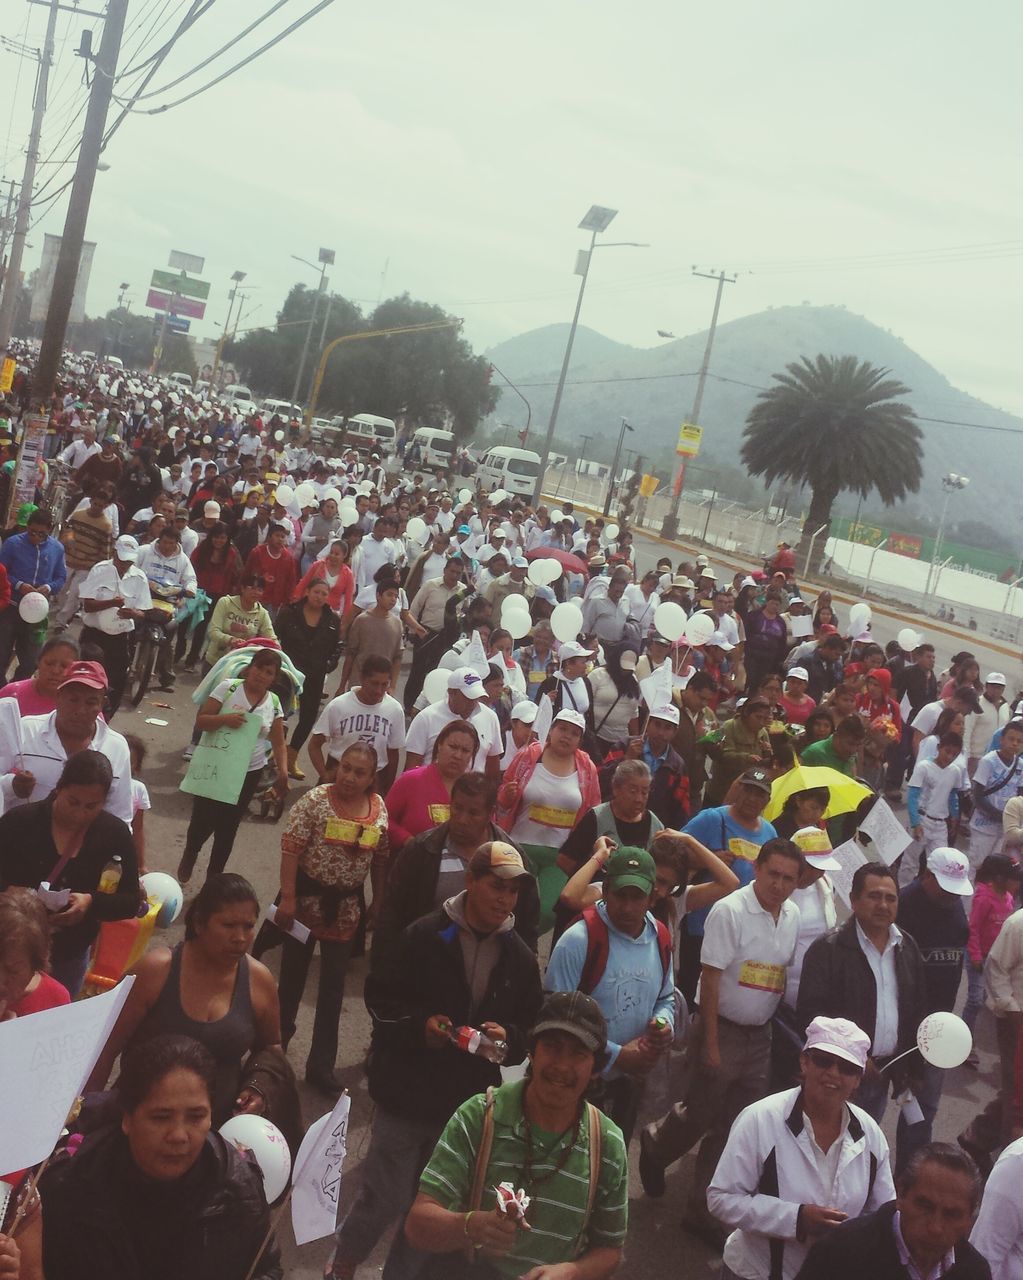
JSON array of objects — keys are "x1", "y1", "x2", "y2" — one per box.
[{"x1": 577, "y1": 905, "x2": 673, "y2": 995}]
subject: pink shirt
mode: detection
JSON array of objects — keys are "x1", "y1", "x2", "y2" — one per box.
[
  {"x1": 386, "y1": 763, "x2": 453, "y2": 850},
  {"x1": 968, "y1": 880, "x2": 1017, "y2": 966},
  {"x1": 0, "y1": 679, "x2": 56, "y2": 716}
]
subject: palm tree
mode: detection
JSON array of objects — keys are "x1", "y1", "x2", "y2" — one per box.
[{"x1": 741, "y1": 354, "x2": 922, "y2": 573}]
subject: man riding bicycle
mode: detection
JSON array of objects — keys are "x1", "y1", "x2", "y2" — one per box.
[{"x1": 136, "y1": 528, "x2": 197, "y2": 692}]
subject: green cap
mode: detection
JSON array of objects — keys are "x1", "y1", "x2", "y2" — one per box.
[
  {"x1": 605, "y1": 845, "x2": 656, "y2": 893},
  {"x1": 16, "y1": 502, "x2": 37, "y2": 527}
]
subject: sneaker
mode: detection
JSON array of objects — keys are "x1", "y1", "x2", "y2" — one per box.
[
  {"x1": 182, "y1": 662, "x2": 197, "y2": 675},
  {"x1": 182, "y1": 744, "x2": 195, "y2": 760},
  {"x1": 157, "y1": 680, "x2": 176, "y2": 692},
  {"x1": 638, "y1": 1126, "x2": 666, "y2": 1198}
]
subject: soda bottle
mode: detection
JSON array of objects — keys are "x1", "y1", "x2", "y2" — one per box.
[
  {"x1": 97, "y1": 856, "x2": 123, "y2": 895},
  {"x1": 449, "y1": 1025, "x2": 508, "y2": 1064},
  {"x1": 641, "y1": 1016, "x2": 670, "y2": 1054}
]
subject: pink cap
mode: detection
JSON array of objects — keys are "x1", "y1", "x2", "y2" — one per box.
[
  {"x1": 927, "y1": 847, "x2": 974, "y2": 897},
  {"x1": 804, "y1": 1016, "x2": 871, "y2": 1069}
]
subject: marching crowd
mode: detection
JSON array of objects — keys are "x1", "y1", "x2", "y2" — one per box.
[{"x1": 0, "y1": 355, "x2": 1021, "y2": 1279}]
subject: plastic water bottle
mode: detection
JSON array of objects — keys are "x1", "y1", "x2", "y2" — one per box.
[
  {"x1": 449, "y1": 1025, "x2": 508, "y2": 1064},
  {"x1": 97, "y1": 856, "x2": 123, "y2": 895}
]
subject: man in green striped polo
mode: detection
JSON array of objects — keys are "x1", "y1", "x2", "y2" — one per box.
[{"x1": 405, "y1": 991, "x2": 628, "y2": 1278}]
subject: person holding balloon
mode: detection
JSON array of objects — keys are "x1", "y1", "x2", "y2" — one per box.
[{"x1": 0, "y1": 508, "x2": 67, "y2": 684}]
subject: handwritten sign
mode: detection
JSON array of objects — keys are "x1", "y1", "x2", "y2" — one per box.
[
  {"x1": 640, "y1": 658, "x2": 673, "y2": 710},
  {"x1": 291, "y1": 1092, "x2": 351, "y2": 1245},
  {"x1": 790, "y1": 615, "x2": 813, "y2": 638},
  {"x1": 828, "y1": 839, "x2": 869, "y2": 910},
  {"x1": 0, "y1": 978, "x2": 134, "y2": 1172},
  {"x1": 858, "y1": 797, "x2": 912, "y2": 866},
  {"x1": 180, "y1": 713, "x2": 263, "y2": 804}
]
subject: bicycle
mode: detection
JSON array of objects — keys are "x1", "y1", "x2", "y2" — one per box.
[{"x1": 127, "y1": 584, "x2": 187, "y2": 706}]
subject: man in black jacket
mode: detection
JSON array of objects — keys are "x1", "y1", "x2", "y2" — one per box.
[
  {"x1": 797, "y1": 862, "x2": 928, "y2": 1130},
  {"x1": 326, "y1": 842, "x2": 542, "y2": 1280},
  {"x1": 373, "y1": 773, "x2": 540, "y2": 961},
  {"x1": 597, "y1": 704, "x2": 690, "y2": 829},
  {"x1": 795, "y1": 1143, "x2": 989, "y2": 1280}
]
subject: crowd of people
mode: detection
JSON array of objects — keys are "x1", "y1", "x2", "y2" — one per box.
[{"x1": 0, "y1": 354, "x2": 1020, "y2": 1279}]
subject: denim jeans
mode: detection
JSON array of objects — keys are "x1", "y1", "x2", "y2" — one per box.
[{"x1": 962, "y1": 961, "x2": 985, "y2": 1033}]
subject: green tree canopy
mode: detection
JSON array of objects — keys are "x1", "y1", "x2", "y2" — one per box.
[{"x1": 740, "y1": 353, "x2": 922, "y2": 568}]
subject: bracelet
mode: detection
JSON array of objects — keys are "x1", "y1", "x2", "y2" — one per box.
[{"x1": 463, "y1": 1211, "x2": 474, "y2": 1239}]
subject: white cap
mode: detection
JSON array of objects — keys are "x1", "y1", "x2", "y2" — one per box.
[
  {"x1": 114, "y1": 534, "x2": 139, "y2": 562},
  {"x1": 792, "y1": 826, "x2": 842, "y2": 871},
  {"x1": 510, "y1": 701, "x2": 539, "y2": 724},
  {"x1": 787, "y1": 666, "x2": 809, "y2": 682},
  {"x1": 619, "y1": 650, "x2": 639, "y2": 671},
  {"x1": 447, "y1": 667, "x2": 487, "y2": 700},
  {"x1": 985, "y1": 672, "x2": 1007, "y2": 685},
  {"x1": 741, "y1": 575, "x2": 757, "y2": 588},
  {"x1": 927, "y1": 847, "x2": 974, "y2": 897},
  {"x1": 204, "y1": 501, "x2": 221, "y2": 517},
  {"x1": 553, "y1": 708, "x2": 586, "y2": 731},
  {"x1": 511, "y1": 555, "x2": 528, "y2": 569},
  {"x1": 647, "y1": 704, "x2": 680, "y2": 726},
  {"x1": 559, "y1": 641, "x2": 590, "y2": 662},
  {"x1": 707, "y1": 632, "x2": 734, "y2": 651},
  {"x1": 804, "y1": 1016, "x2": 871, "y2": 1070},
  {"x1": 695, "y1": 554, "x2": 709, "y2": 566}
]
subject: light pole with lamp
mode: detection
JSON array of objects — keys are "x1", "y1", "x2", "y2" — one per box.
[
  {"x1": 488, "y1": 360, "x2": 532, "y2": 442},
  {"x1": 290, "y1": 248, "x2": 334, "y2": 404},
  {"x1": 209, "y1": 270, "x2": 246, "y2": 392},
  {"x1": 603, "y1": 417, "x2": 634, "y2": 516},
  {"x1": 533, "y1": 205, "x2": 647, "y2": 503},
  {"x1": 923, "y1": 472, "x2": 969, "y2": 597}
]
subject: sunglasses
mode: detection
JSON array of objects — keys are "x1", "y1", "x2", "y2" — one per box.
[{"x1": 806, "y1": 1048, "x2": 862, "y2": 1078}]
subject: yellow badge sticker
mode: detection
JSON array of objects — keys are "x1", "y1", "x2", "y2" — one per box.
[
  {"x1": 528, "y1": 671, "x2": 546, "y2": 684},
  {"x1": 427, "y1": 803, "x2": 451, "y2": 824},
  {"x1": 527, "y1": 803, "x2": 577, "y2": 829},
  {"x1": 738, "y1": 961, "x2": 785, "y2": 994},
  {"x1": 728, "y1": 838, "x2": 761, "y2": 862},
  {"x1": 325, "y1": 817, "x2": 380, "y2": 847}
]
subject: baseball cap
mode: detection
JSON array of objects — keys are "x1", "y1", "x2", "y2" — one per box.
[
  {"x1": 114, "y1": 534, "x2": 139, "y2": 562},
  {"x1": 535, "y1": 585, "x2": 557, "y2": 604},
  {"x1": 791, "y1": 826, "x2": 842, "y2": 871},
  {"x1": 204, "y1": 501, "x2": 221, "y2": 517},
  {"x1": 985, "y1": 672, "x2": 1007, "y2": 686},
  {"x1": 447, "y1": 667, "x2": 487, "y2": 700},
  {"x1": 649, "y1": 633, "x2": 672, "y2": 647},
  {"x1": 927, "y1": 847, "x2": 974, "y2": 897},
  {"x1": 512, "y1": 555, "x2": 528, "y2": 569},
  {"x1": 741, "y1": 575, "x2": 758, "y2": 588},
  {"x1": 804, "y1": 1016, "x2": 871, "y2": 1070},
  {"x1": 552, "y1": 708, "x2": 586, "y2": 731},
  {"x1": 58, "y1": 660, "x2": 108, "y2": 692},
  {"x1": 531, "y1": 991, "x2": 607, "y2": 1055},
  {"x1": 469, "y1": 840, "x2": 534, "y2": 881},
  {"x1": 605, "y1": 846, "x2": 656, "y2": 893},
  {"x1": 559, "y1": 641, "x2": 590, "y2": 662},
  {"x1": 787, "y1": 666, "x2": 809, "y2": 682},
  {"x1": 510, "y1": 701, "x2": 539, "y2": 724},
  {"x1": 695, "y1": 554, "x2": 709, "y2": 566},
  {"x1": 738, "y1": 767, "x2": 772, "y2": 794},
  {"x1": 707, "y1": 632, "x2": 734, "y2": 651},
  {"x1": 457, "y1": 524, "x2": 472, "y2": 535},
  {"x1": 647, "y1": 703, "x2": 680, "y2": 726},
  {"x1": 15, "y1": 502, "x2": 37, "y2": 527},
  {"x1": 619, "y1": 650, "x2": 639, "y2": 671}
]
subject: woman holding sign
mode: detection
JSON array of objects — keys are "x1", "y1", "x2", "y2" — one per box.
[
  {"x1": 274, "y1": 739, "x2": 389, "y2": 1094},
  {"x1": 178, "y1": 648, "x2": 288, "y2": 885}
]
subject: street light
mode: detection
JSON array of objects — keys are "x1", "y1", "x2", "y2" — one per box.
[
  {"x1": 209, "y1": 269, "x2": 247, "y2": 391},
  {"x1": 603, "y1": 417, "x2": 634, "y2": 516},
  {"x1": 533, "y1": 206, "x2": 647, "y2": 502},
  {"x1": 291, "y1": 247, "x2": 335, "y2": 404},
  {"x1": 923, "y1": 472, "x2": 970, "y2": 597}
]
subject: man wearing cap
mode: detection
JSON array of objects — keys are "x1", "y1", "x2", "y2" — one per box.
[
  {"x1": 405, "y1": 558, "x2": 469, "y2": 712},
  {"x1": 582, "y1": 573, "x2": 630, "y2": 646},
  {"x1": 537, "y1": 641, "x2": 596, "y2": 738},
  {"x1": 892, "y1": 848, "x2": 972, "y2": 1170},
  {"x1": 797, "y1": 862, "x2": 928, "y2": 1134},
  {"x1": 406, "y1": 990, "x2": 628, "y2": 1278},
  {"x1": 967, "y1": 673, "x2": 1010, "y2": 776},
  {"x1": 662, "y1": 575, "x2": 695, "y2": 614},
  {"x1": 326, "y1": 842, "x2": 542, "y2": 1280},
  {"x1": 78, "y1": 535, "x2": 153, "y2": 714},
  {"x1": 640, "y1": 837, "x2": 802, "y2": 1243},
  {"x1": 0, "y1": 508, "x2": 67, "y2": 681},
  {"x1": 709, "y1": 1015, "x2": 895, "y2": 1280},
  {"x1": 0, "y1": 659, "x2": 134, "y2": 824},
  {"x1": 598, "y1": 704, "x2": 690, "y2": 828},
  {"x1": 404, "y1": 668, "x2": 504, "y2": 776},
  {"x1": 546, "y1": 846, "x2": 675, "y2": 1142},
  {"x1": 482, "y1": 554, "x2": 535, "y2": 616},
  {"x1": 969, "y1": 719, "x2": 1023, "y2": 867},
  {"x1": 52, "y1": 485, "x2": 115, "y2": 632}
]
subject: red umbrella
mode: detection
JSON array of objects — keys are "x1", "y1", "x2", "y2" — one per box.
[{"x1": 525, "y1": 547, "x2": 589, "y2": 576}]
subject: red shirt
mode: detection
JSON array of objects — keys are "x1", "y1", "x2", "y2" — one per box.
[{"x1": 245, "y1": 543, "x2": 297, "y2": 608}]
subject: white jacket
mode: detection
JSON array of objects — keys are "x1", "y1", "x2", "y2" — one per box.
[
  {"x1": 969, "y1": 695, "x2": 1010, "y2": 759},
  {"x1": 708, "y1": 1086, "x2": 895, "y2": 1280},
  {"x1": 985, "y1": 908, "x2": 1023, "y2": 1016}
]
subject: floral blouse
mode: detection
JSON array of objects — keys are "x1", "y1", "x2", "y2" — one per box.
[{"x1": 281, "y1": 784, "x2": 389, "y2": 942}]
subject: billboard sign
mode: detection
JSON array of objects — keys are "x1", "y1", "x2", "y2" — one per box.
[
  {"x1": 168, "y1": 249, "x2": 204, "y2": 275},
  {"x1": 150, "y1": 268, "x2": 209, "y2": 300},
  {"x1": 675, "y1": 422, "x2": 702, "y2": 457},
  {"x1": 30, "y1": 234, "x2": 96, "y2": 325},
  {"x1": 889, "y1": 532, "x2": 923, "y2": 560},
  {"x1": 152, "y1": 313, "x2": 191, "y2": 334},
  {"x1": 145, "y1": 289, "x2": 206, "y2": 320}
]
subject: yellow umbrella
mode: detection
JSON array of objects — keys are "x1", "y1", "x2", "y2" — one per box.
[{"x1": 765, "y1": 764, "x2": 872, "y2": 822}]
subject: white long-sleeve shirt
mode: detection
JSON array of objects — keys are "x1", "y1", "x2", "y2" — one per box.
[
  {"x1": 985, "y1": 908, "x2": 1023, "y2": 1016},
  {"x1": 971, "y1": 1137, "x2": 1023, "y2": 1280}
]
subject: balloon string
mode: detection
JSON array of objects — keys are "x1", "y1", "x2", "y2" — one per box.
[{"x1": 244, "y1": 1187, "x2": 294, "y2": 1280}]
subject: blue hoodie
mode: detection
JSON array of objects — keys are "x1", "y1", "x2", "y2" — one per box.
[{"x1": 0, "y1": 530, "x2": 67, "y2": 596}]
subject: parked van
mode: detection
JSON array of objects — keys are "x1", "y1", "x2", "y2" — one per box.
[
  {"x1": 222, "y1": 383, "x2": 253, "y2": 404},
  {"x1": 167, "y1": 370, "x2": 193, "y2": 389},
  {"x1": 477, "y1": 445, "x2": 542, "y2": 496},
  {"x1": 409, "y1": 427, "x2": 455, "y2": 470},
  {"x1": 260, "y1": 398, "x2": 303, "y2": 422},
  {"x1": 347, "y1": 413, "x2": 398, "y2": 456}
]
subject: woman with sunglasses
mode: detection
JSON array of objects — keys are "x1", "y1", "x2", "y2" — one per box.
[{"x1": 707, "y1": 1016, "x2": 895, "y2": 1280}]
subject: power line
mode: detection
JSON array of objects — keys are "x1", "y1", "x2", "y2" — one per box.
[{"x1": 116, "y1": 0, "x2": 215, "y2": 78}]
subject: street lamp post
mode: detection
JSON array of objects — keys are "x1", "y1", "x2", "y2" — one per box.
[
  {"x1": 209, "y1": 269, "x2": 246, "y2": 392},
  {"x1": 603, "y1": 417, "x2": 634, "y2": 516},
  {"x1": 923, "y1": 472, "x2": 969, "y2": 597},
  {"x1": 291, "y1": 248, "x2": 334, "y2": 405}
]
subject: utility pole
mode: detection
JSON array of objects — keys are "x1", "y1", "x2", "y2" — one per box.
[
  {"x1": 0, "y1": 0, "x2": 61, "y2": 353},
  {"x1": 33, "y1": 0, "x2": 130, "y2": 404},
  {"x1": 603, "y1": 417, "x2": 634, "y2": 516},
  {"x1": 659, "y1": 268, "x2": 736, "y2": 540},
  {"x1": 209, "y1": 269, "x2": 246, "y2": 392},
  {"x1": 0, "y1": 180, "x2": 18, "y2": 279}
]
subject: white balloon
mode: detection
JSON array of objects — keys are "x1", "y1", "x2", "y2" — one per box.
[
  {"x1": 603, "y1": 523, "x2": 620, "y2": 543},
  {"x1": 324, "y1": 487, "x2": 343, "y2": 504},
  {"x1": 274, "y1": 429, "x2": 285, "y2": 441},
  {"x1": 406, "y1": 517, "x2": 428, "y2": 543},
  {"x1": 653, "y1": 602, "x2": 687, "y2": 643},
  {"x1": 294, "y1": 483, "x2": 317, "y2": 506},
  {"x1": 897, "y1": 627, "x2": 922, "y2": 650},
  {"x1": 501, "y1": 593, "x2": 530, "y2": 619},
  {"x1": 527, "y1": 561, "x2": 549, "y2": 586},
  {"x1": 916, "y1": 1011, "x2": 973, "y2": 1069},
  {"x1": 503, "y1": 607, "x2": 532, "y2": 640},
  {"x1": 458, "y1": 488, "x2": 473, "y2": 505},
  {"x1": 423, "y1": 668, "x2": 449, "y2": 705},
  {"x1": 848, "y1": 601, "x2": 872, "y2": 632},
  {"x1": 219, "y1": 1115, "x2": 292, "y2": 1202},
  {"x1": 140, "y1": 871, "x2": 183, "y2": 927},
  {"x1": 542, "y1": 559, "x2": 563, "y2": 585},
  {"x1": 550, "y1": 602, "x2": 584, "y2": 643},
  {"x1": 338, "y1": 501, "x2": 358, "y2": 526},
  {"x1": 274, "y1": 484, "x2": 295, "y2": 506},
  {"x1": 683, "y1": 611, "x2": 716, "y2": 645},
  {"x1": 18, "y1": 592, "x2": 49, "y2": 624},
  {"x1": 489, "y1": 489, "x2": 508, "y2": 505}
]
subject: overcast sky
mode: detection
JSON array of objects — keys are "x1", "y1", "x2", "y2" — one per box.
[{"x1": 5, "y1": 0, "x2": 1023, "y2": 417}]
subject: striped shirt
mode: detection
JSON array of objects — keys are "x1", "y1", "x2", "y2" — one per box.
[{"x1": 418, "y1": 1079, "x2": 628, "y2": 1275}]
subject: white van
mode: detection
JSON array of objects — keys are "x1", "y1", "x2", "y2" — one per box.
[
  {"x1": 222, "y1": 383, "x2": 253, "y2": 404},
  {"x1": 343, "y1": 413, "x2": 397, "y2": 457},
  {"x1": 167, "y1": 371, "x2": 193, "y2": 389},
  {"x1": 477, "y1": 445, "x2": 542, "y2": 496},
  {"x1": 260, "y1": 398, "x2": 303, "y2": 422},
  {"x1": 410, "y1": 427, "x2": 455, "y2": 470}
]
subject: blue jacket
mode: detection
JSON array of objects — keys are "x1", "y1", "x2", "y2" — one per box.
[{"x1": 0, "y1": 531, "x2": 67, "y2": 596}]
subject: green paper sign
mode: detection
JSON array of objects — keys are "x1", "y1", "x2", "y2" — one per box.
[{"x1": 180, "y1": 713, "x2": 263, "y2": 804}]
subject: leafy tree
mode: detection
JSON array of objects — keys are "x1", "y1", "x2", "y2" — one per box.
[{"x1": 741, "y1": 354, "x2": 921, "y2": 571}]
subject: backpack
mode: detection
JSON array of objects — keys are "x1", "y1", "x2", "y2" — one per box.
[{"x1": 577, "y1": 905, "x2": 672, "y2": 995}]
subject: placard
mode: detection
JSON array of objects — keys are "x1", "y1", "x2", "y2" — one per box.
[
  {"x1": 828, "y1": 839, "x2": 869, "y2": 909},
  {"x1": 790, "y1": 615, "x2": 813, "y2": 638},
  {"x1": 180, "y1": 713, "x2": 263, "y2": 804},
  {"x1": 291, "y1": 1092, "x2": 351, "y2": 1245},
  {"x1": 858, "y1": 797, "x2": 912, "y2": 865}
]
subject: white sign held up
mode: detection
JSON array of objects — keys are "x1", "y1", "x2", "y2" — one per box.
[
  {"x1": 858, "y1": 797, "x2": 912, "y2": 865},
  {"x1": 291, "y1": 1092, "x2": 352, "y2": 1245}
]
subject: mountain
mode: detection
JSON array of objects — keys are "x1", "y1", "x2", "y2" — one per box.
[{"x1": 484, "y1": 304, "x2": 1017, "y2": 525}]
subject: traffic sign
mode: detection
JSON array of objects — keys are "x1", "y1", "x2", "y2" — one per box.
[
  {"x1": 675, "y1": 422, "x2": 703, "y2": 458},
  {"x1": 146, "y1": 288, "x2": 206, "y2": 320},
  {"x1": 152, "y1": 313, "x2": 191, "y2": 333},
  {"x1": 150, "y1": 269, "x2": 210, "y2": 300}
]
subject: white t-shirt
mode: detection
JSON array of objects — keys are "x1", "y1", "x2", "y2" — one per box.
[
  {"x1": 623, "y1": 584, "x2": 659, "y2": 633},
  {"x1": 558, "y1": 674, "x2": 590, "y2": 714},
  {"x1": 509, "y1": 762, "x2": 582, "y2": 849},
  {"x1": 312, "y1": 690, "x2": 406, "y2": 769},
  {"x1": 79, "y1": 561, "x2": 153, "y2": 635},
  {"x1": 908, "y1": 757, "x2": 964, "y2": 821},
  {"x1": 910, "y1": 699, "x2": 946, "y2": 737},
  {"x1": 405, "y1": 700, "x2": 502, "y2": 771},
  {"x1": 698, "y1": 883, "x2": 799, "y2": 1026},
  {"x1": 971, "y1": 749, "x2": 1023, "y2": 834},
  {"x1": 357, "y1": 535, "x2": 399, "y2": 590},
  {"x1": 211, "y1": 678, "x2": 282, "y2": 772},
  {"x1": 131, "y1": 777, "x2": 151, "y2": 820},
  {"x1": 785, "y1": 882, "x2": 830, "y2": 1008}
]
